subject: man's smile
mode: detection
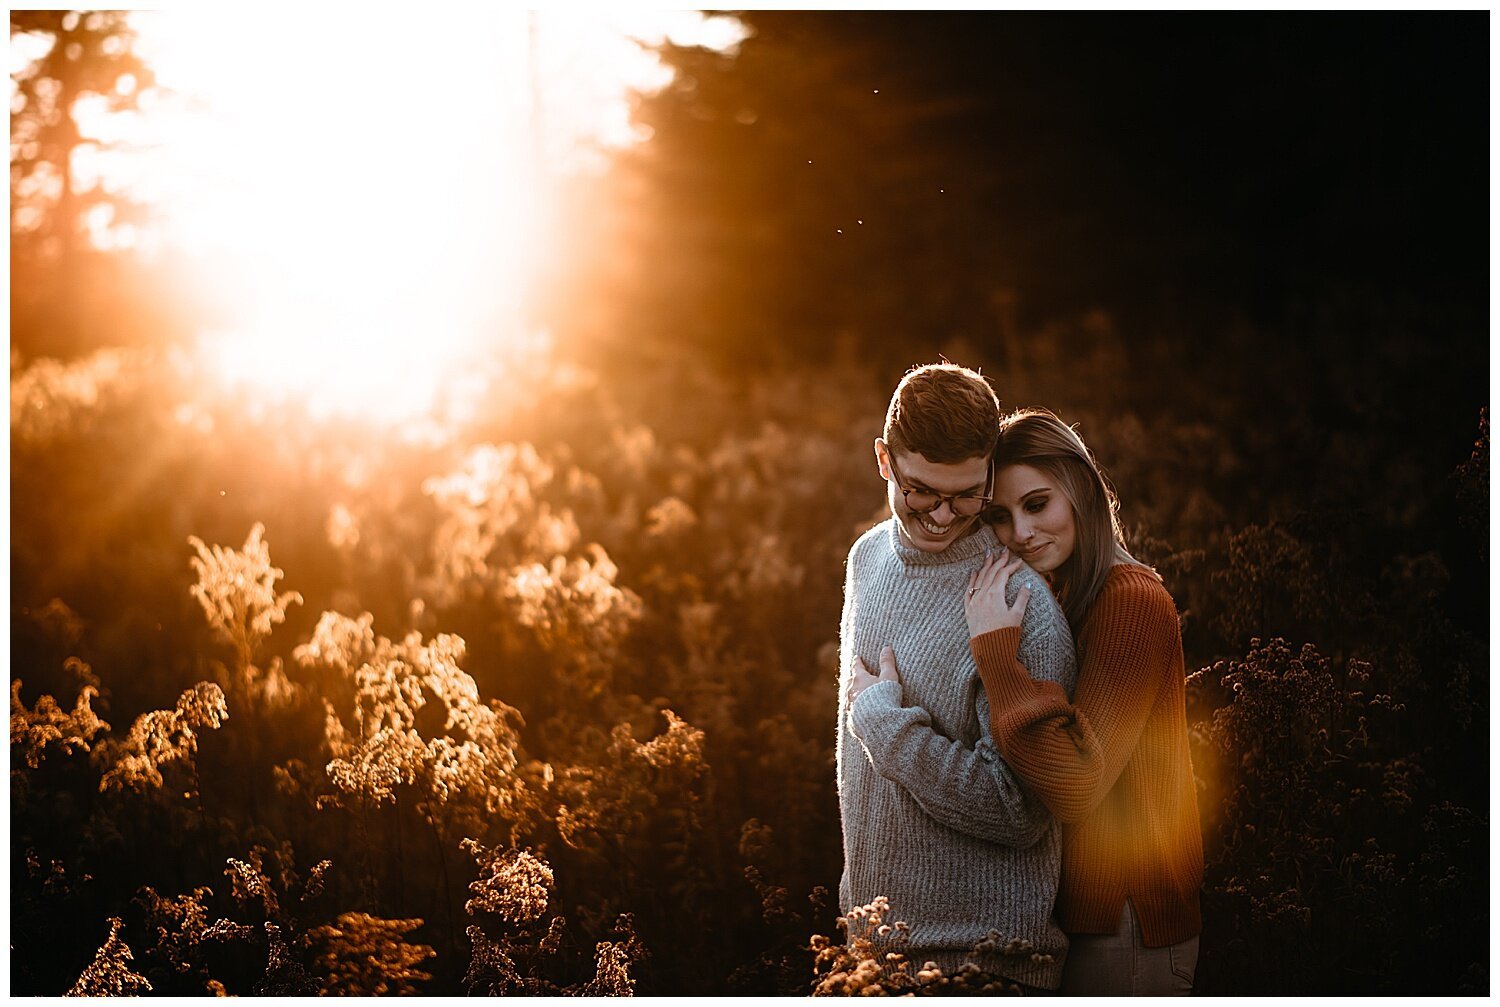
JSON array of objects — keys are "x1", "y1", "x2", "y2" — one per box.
[{"x1": 914, "y1": 513, "x2": 958, "y2": 537}]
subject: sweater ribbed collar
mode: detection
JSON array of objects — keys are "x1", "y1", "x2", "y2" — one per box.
[{"x1": 886, "y1": 517, "x2": 997, "y2": 569}]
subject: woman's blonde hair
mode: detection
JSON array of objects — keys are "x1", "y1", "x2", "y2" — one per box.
[{"x1": 990, "y1": 408, "x2": 1146, "y2": 631}]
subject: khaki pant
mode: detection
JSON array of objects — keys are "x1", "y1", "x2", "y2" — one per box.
[{"x1": 1060, "y1": 899, "x2": 1198, "y2": 996}]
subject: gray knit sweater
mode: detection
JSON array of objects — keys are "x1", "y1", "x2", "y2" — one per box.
[{"x1": 836, "y1": 518, "x2": 1077, "y2": 988}]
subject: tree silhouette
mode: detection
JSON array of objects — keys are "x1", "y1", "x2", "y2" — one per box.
[
  {"x1": 11, "y1": 11, "x2": 153, "y2": 259},
  {"x1": 11, "y1": 11, "x2": 171, "y2": 359}
]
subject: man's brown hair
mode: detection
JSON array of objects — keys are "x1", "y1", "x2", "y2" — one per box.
[{"x1": 883, "y1": 362, "x2": 1000, "y2": 463}]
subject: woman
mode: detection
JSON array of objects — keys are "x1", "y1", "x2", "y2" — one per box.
[{"x1": 963, "y1": 407, "x2": 1203, "y2": 995}]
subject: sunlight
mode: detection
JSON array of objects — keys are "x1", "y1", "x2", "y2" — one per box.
[
  {"x1": 122, "y1": 9, "x2": 528, "y2": 421},
  {"x1": 106, "y1": 10, "x2": 747, "y2": 422}
]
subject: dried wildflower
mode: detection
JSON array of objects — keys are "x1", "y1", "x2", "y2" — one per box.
[
  {"x1": 11, "y1": 678, "x2": 110, "y2": 769},
  {"x1": 744, "y1": 866, "x2": 791, "y2": 926},
  {"x1": 809, "y1": 896, "x2": 1030, "y2": 995},
  {"x1": 326, "y1": 502, "x2": 360, "y2": 551},
  {"x1": 578, "y1": 914, "x2": 648, "y2": 997},
  {"x1": 461, "y1": 838, "x2": 553, "y2": 922},
  {"x1": 415, "y1": 634, "x2": 531, "y2": 823},
  {"x1": 11, "y1": 349, "x2": 133, "y2": 445},
  {"x1": 66, "y1": 917, "x2": 152, "y2": 996},
  {"x1": 324, "y1": 727, "x2": 415, "y2": 805},
  {"x1": 97, "y1": 682, "x2": 228, "y2": 794},
  {"x1": 307, "y1": 912, "x2": 435, "y2": 996},
  {"x1": 556, "y1": 710, "x2": 708, "y2": 852},
  {"x1": 188, "y1": 524, "x2": 302, "y2": 669},
  {"x1": 226, "y1": 856, "x2": 280, "y2": 919},
  {"x1": 810, "y1": 896, "x2": 910, "y2": 996},
  {"x1": 643, "y1": 496, "x2": 698, "y2": 538},
  {"x1": 321, "y1": 649, "x2": 428, "y2": 806},
  {"x1": 252, "y1": 922, "x2": 318, "y2": 996},
  {"x1": 306, "y1": 614, "x2": 535, "y2": 832},
  {"x1": 608, "y1": 424, "x2": 659, "y2": 484},
  {"x1": 634, "y1": 709, "x2": 705, "y2": 774},
  {"x1": 504, "y1": 544, "x2": 643, "y2": 700},
  {"x1": 23, "y1": 849, "x2": 93, "y2": 914},
  {"x1": 213, "y1": 842, "x2": 312, "y2": 930},
  {"x1": 585, "y1": 941, "x2": 640, "y2": 996},
  {"x1": 202, "y1": 919, "x2": 256, "y2": 943},
  {"x1": 302, "y1": 859, "x2": 333, "y2": 902},
  {"x1": 295, "y1": 611, "x2": 379, "y2": 673},
  {"x1": 134, "y1": 885, "x2": 214, "y2": 976},
  {"x1": 462, "y1": 924, "x2": 522, "y2": 996},
  {"x1": 1190, "y1": 634, "x2": 1447, "y2": 988},
  {"x1": 538, "y1": 915, "x2": 568, "y2": 956},
  {"x1": 1212, "y1": 518, "x2": 1386, "y2": 652},
  {"x1": 421, "y1": 442, "x2": 583, "y2": 606},
  {"x1": 254, "y1": 656, "x2": 301, "y2": 710},
  {"x1": 270, "y1": 757, "x2": 317, "y2": 802},
  {"x1": 729, "y1": 532, "x2": 806, "y2": 595},
  {"x1": 738, "y1": 817, "x2": 775, "y2": 862}
]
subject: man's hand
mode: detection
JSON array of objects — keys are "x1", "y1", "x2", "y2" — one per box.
[
  {"x1": 964, "y1": 548, "x2": 1031, "y2": 638},
  {"x1": 848, "y1": 645, "x2": 901, "y2": 704}
]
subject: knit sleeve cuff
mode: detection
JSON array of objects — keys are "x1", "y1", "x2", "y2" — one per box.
[
  {"x1": 970, "y1": 627, "x2": 1037, "y2": 711},
  {"x1": 848, "y1": 679, "x2": 903, "y2": 745}
]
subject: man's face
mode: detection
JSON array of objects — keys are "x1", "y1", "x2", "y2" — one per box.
[{"x1": 875, "y1": 439, "x2": 992, "y2": 553}]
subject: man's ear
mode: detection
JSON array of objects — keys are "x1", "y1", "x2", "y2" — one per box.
[{"x1": 874, "y1": 438, "x2": 893, "y2": 481}]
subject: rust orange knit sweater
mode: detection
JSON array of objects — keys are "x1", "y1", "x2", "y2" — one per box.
[{"x1": 971, "y1": 563, "x2": 1203, "y2": 948}]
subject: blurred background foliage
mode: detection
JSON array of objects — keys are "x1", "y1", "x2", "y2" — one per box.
[{"x1": 10, "y1": 10, "x2": 1488, "y2": 995}]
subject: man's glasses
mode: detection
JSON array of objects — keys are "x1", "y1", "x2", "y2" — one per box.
[{"x1": 886, "y1": 450, "x2": 993, "y2": 517}]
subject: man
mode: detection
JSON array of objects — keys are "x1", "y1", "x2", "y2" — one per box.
[{"x1": 836, "y1": 362, "x2": 1077, "y2": 990}]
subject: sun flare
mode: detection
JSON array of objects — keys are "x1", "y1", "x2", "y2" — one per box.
[{"x1": 99, "y1": 10, "x2": 747, "y2": 422}]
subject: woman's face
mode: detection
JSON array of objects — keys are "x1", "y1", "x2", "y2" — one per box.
[{"x1": 988, "y1": 463, "x2": 1077, "y2": 575}]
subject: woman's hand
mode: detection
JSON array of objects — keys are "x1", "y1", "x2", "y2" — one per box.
[
  {"x1": 964, "y1": 548, "x2": 1031, "y2": 638},
  {"x1": 847, "y1": 645, "x2": 901, "y2": 704}
]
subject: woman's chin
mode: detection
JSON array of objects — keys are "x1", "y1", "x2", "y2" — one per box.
[{"x1": 1016, "y1": 544, "x2": 1060, "y2": 574}]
